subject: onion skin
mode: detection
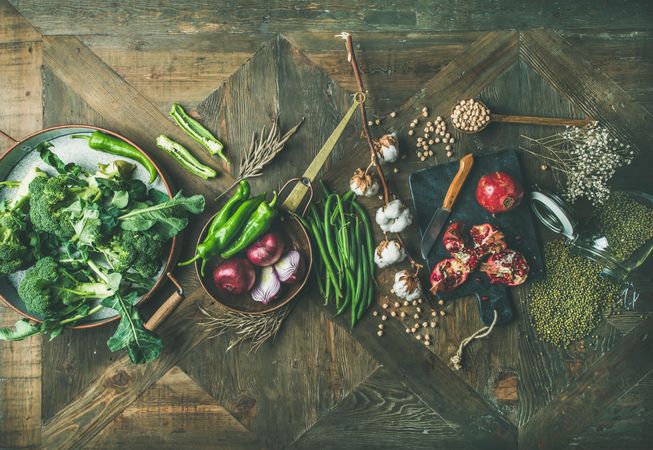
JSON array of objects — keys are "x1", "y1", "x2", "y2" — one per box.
[
  {"x1": 212, "y1": 257, "x2": 256, "y2": 296},
  {"x1": 475, "y1": 171, "x2": 524, "y2": 214},
  {"x1": 251, "y1": 266, "x2": 282, "y2": 304},
  {"x1": 274, "y1": 250, "x2": 305, "y2": 284},
  {"x1": 246, "y1": 231, "x2": 285, "y2": 267}
]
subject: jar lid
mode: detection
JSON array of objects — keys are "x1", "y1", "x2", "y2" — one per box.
[{"x1": 529, "y1": 190, "x2": 577, "y2": 239}]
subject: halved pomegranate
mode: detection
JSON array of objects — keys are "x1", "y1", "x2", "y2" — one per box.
[
  {"x1": 479, "y1": 249, "x2": 530, "y2": 286},
  {"x1": 470, "y1": 223, "x2": 507, "y2": 255},
  {"x1": 429, "y1": 257, "x2": 471, "y2": 293},
  {"x1": 443, "y1": 222, "x2": 466, "y2": 254}
]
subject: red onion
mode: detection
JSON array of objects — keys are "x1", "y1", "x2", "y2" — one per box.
[
  {"x1": 246, "y1": 231, "x2": 285, "y2": 266},
  {"x1": 212, "y1": 257, "x2": 256, "y2": 296},
  {"x1": 251, "y1": 266, "x2": 282, "y2": 304},
  {"x1": 274, "y1": 250, "x2": 304, "y2": 284}
]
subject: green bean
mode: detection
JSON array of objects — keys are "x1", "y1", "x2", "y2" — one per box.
[
  {"x1": 323, "y1": 196, "x2": 342, "y2": 273},
  {"x1": 307, "y1": 218, "x2": 341, "y2": 299},
  {"x1": 352, "y1": 199, "x2": 375, "y2": 279},
  {"x1": 356, "y1": 244, "x2": 370, "y2": 321}
]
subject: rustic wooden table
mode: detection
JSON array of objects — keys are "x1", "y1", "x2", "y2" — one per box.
[{"x1": 1, "y1": 1, "x2": 652, "y2": 449}]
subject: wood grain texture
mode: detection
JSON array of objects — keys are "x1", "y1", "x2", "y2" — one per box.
[
  {"x1": 560, "y1": 368, "x2": 653, "y2": 450},
  {"x1": 520, "y1": 316, "x2": 653, "y2": 450},
  {"x1": 178, "y1": 34, "x2": 379, "y2": 450},
  {"x1": 40, "y1": 289, "x2": 215, "y2": 449},
  {"x1": 0, "y1": 2, "x2": 42, "y2": 447},
  {"x1": 42, "y1": 34, "x2": 236, "y2": 196},
  {"x1": 9, "y1": 0, "x2": 653, "y2": 36},
  {"x1": 520, "y1": 29, "x2": 653, "y2": 192},
  {"x1": 84, "y1": 366, "x2": 260, "y2": 450},
  {"x1": 289, "y1": 367, "x2": 474, "y2": 450},
  {"x1": 80, "y1": 33, "x2": 271, "y2": 114}
]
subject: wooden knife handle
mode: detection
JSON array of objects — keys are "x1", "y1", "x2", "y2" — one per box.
[
  {"x1": 491, "y1": 113, "x2": 591, "y2": 127},
  {"x1": 442, "y1": 153, "x2": 474, "y2": 210}
]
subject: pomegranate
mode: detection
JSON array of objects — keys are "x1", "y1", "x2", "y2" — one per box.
[
  {"x1": 429, "y1": 258, "x2": 470, "y2": 293},
  {"x1": 475, "y1": 172, "x2": 524, "y2": 214},
  {"x1": 480, "y1": 249, "x2": 530, "y2": 286},
  {"x1": 469, "y1": 223, "x2": 507, "y2": 256},
  {"x1": 442, "y1": 222, "x2": 466, "y2": 254}
]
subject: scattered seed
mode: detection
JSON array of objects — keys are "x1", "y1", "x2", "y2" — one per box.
[
  {"x1": 381, "y1": 315, "x2": 387, "y2": 321},
  {"x1": 408, "y1": 129, "x2": 414, "y2": 136},
  {"x1": 377, "y1": 330, "x2": 384, "y2": 337},
  {"x1": 390, "y1": 111, "x2": 397, "y2": 118},
  {"x1": 372, "y1": 311, "x2": 379, "y2": 317}
]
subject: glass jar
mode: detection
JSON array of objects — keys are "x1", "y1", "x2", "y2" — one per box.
[{"x1": 529, "y1": 189, "x2": 653, "y2": 309}]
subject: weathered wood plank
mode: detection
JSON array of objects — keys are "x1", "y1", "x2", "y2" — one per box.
[
  {"x1": 520, "y1": 29, "x2": 653, "y2": 192},
  {"x1": 80, "y1": 33, "x2": 271, "y2": 114},
  {"x1": 84, "y1": 366, "x2": 261, "y2": 449},
  {"x1": 561, "y1": 368, "x2": 653, "y2": 450},
  {"x1": 42, "y1": 35, "x2": 236, "y2": 196},
  {"x1": 317, "y1": 30, "x2": 520, "y2": 450},
  {"x1": 9, "y1": 0, "x2": 653, "y2": 36},
  {"x1": 0, "y1": 2, "x2": 42, "y2": 447},
  {"x1": 560, "y1": 31, "x2": 653, "y2": 112},
  {"x1": 289, "y1": 367, "x2": 474, "y2": 450},
  {"x1": 520, "y1": 315, "x2": 653, "y2": 450},
  {"x1": 41, "y1": 289, "x2": 215, "y2": 449},
  {"x1": 0, "y1": 0, "x2": 40, "y2": 44},
  {"x1": 178, "y1": 34, "x2": 378, "y2": 450}
]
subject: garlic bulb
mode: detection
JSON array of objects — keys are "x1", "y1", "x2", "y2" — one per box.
[
  {"x1": 349, "y1": 168, "x2": 379, "y2": 197},
  {"x1": 393, "y1": 269, "x2": 423, "y2": 301},
  {"x1": 375, "y1": 133, "x2": 399, "y2": 163},
  {"x1": 374, "y1": 239, "x2": 407, "y2": 268},
  {"x1": 375, "y1": 199, "x2": 413, "y2": 233}
]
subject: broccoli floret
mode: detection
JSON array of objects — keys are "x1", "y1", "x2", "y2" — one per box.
[
  {"x1": 0, "y1": 168, "x2": 47, "y2": 275},
  {"x1": 0, "y1": 228, "x2": 31, "y2": 275},
  {"x1": 98, "y1": 230, "x2": 164, "y2": 278},
  {"x1": 18, "y1": 256, "x2": 115, "y2": 315},
  {"x1": 28, "y1": 173, "x2": 102, "y2": 240}
]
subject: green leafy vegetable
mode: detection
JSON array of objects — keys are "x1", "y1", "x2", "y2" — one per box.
[{"x1": 103, "y1": 292, "x2": 162, "y2": 364}]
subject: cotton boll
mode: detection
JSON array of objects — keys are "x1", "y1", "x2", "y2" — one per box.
[
  {"x1": 393, "y1": 269, "x2": 423, "y2": 301},
  {"x1": 350, "y1": 168, "x2": 379, "y2": 197},
  {"x1": 376, "y1": 199, "x2": 412, "y2": 232},
  {"x1": 374, "y1": 240, "x2": 407, "y2": 268},
  {"x1": 375, "y1": 133, "x2": 399, "y2": 163}
]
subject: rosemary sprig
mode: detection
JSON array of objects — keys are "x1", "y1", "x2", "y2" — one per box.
[
  {"x1": 198, "y1": 304, "x2": 293, "y2": 352},
  {"x1": 215, "y1": 118, "x2": 303, "y2": 200}
]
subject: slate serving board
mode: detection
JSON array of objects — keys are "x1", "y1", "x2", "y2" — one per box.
[{"x1": 409, "y1": 149, "x2": 544, "y2": 325}]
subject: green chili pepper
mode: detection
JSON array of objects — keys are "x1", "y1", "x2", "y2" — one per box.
[
  {"x1": 73, "y1": 131, "x2": 158, "y2": 183},
  {"x1": 179, "y1": 194, "x2": 264, "y2": 272},
  {"x1": 169, "y1": 103, "x2": 228, "y2": 163},
  {"x1": 156, "y1": 135, "x2": 217, "y2": 180},
  {"x1": 207, "y1": 180, "x2": 250, "y2": 237},
  {"x1": 220, "y1": 192, "x2": 279, "y2": 259}
]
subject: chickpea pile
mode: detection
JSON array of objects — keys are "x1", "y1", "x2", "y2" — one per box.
[
  {"x1": 451, "y1": 99, "x2": 490, "y2": 132},
  {"x1": 408, "y1": 107, "x2": 456, "y2": 161}
]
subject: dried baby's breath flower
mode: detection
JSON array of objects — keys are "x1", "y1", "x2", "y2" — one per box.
[{"x1": 520, "y1": 123, "x2": 635, "y2": 206}]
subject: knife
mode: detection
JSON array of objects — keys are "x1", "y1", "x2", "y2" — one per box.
[{"x1": 420, "y1": 153, "x2": 474, "y2": 260}]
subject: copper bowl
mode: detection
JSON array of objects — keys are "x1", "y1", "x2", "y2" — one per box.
[{"x1": 196, "y1": 211, "x2": 313, "y2": 314}]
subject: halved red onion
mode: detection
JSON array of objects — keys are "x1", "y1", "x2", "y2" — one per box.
[
  {"x1": 274, "y1": 250, "x2": 304, "y2": 283},
  {"x1": 251, "y1": 266, "x2": 282, "y2": 305}
]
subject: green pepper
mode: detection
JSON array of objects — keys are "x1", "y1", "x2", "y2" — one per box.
[
  {"x1": 207, "y1": 180, "x2": 250, "y2": 237},
  {"x1": 179, "y1": 194, "x2": 265, "y2": 273},
  {"x1": 73, "y1": 131, "x2": 158, "y2": 183},
  {"x1": 220, "y1": 192, "x2": 279, "y2": 259},
  {"x1": 156, "y1": 135, "x2": 217, "y2": 180},
  {"x1": 169, "y1": 103, "x2": 228, "y2": 163}
]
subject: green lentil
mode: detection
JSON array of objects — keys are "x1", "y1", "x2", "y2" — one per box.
[
  {"x1": 591, "y1": 192, "x2": 653, "y2": 261},
  {"x1": 529, "y1": 240, "x2": 620, "y2": 348}
]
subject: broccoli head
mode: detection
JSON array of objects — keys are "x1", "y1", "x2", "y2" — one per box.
[
  {"x1": 98, "y1": 230, "x2": 164, "y2": 279},
  {"x1": 29, "y1": 175, "x2": 74, "y2": 239},
  {"x1": 0, "y1": 224, "x2": 31, "y2": 275},
  {"x1": 18, "y1": 256, "x2": 115, "y2": 315}
]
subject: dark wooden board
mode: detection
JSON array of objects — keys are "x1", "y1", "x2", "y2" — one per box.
[{"x1": 409, "y1": 149, "x2": 544, "y2": 325}]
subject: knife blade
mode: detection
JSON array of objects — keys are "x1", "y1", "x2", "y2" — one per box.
[{"x1": 420, "y1": 153, "x2": 474, "y2": 260}]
